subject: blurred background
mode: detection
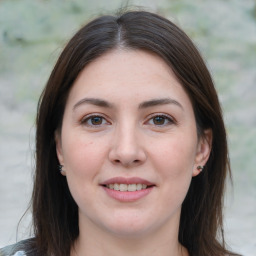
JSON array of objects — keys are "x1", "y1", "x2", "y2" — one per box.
[{"x1": 0, "y1": 0, "x2": 255, "y2": 255}]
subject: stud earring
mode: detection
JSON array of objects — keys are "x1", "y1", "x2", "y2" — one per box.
[
  {"x1": 197, "y1": 165, "x2": 204, "y2": 171},
  {"x1": 59, "y1": 164, "x2": 64, "y2": 172},
  {"x1": 58, "y1": 164, "x2": 66, "y2": 176}
]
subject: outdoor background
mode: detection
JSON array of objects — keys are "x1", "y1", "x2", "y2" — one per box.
[{"x1": 0, "y1": 0, "x2": 255, "y2": 255}]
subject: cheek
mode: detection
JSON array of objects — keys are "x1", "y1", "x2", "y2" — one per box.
[
  {"x1": 151, "y1": 134, "x2": 197, "y2": 199},
  {"x1": 62, "y1": 134, "x2": 106, "y2": 178},
  {"x1": 62, "y1": 136, "x2": 107, "y2": 205},
  {"x1": 152, "y1": 135, "x2": 197, "y2": 174},
  {"x1": 59, "y1": 120, "x2": 112, "y2": 203}
]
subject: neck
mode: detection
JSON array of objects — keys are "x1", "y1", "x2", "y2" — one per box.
[
  {"x1": 71, "y1": 213, "x2": 189, "y2": 256},
  {"x1": 72, "y1": 235, "x2": 187, "y2": 256}
]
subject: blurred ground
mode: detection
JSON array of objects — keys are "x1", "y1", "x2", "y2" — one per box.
[{"x1": 0, "y1": 0, "x2": 255, "y2": 255}]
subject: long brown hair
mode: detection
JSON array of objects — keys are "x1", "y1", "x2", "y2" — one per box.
[{"x1": 29, "y1": 10, "x2": 240, "y2": 256}]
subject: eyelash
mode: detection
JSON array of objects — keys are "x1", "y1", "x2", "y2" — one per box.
[
  {"x1": 81, "y1": 114, "x2": 110, "y2": 127},
  {"x1": 145, "y1": 114, "x2": 175, "y2": 126},
  {"x1": 80, "y1": 114, "x2": 176, "y2": 128}
]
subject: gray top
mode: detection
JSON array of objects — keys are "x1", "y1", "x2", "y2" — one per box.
[
  {"x1": 12, "y1": 252, "x2": 26, "y2": 256},
  {"x1": 0, "y1": 239, "x2": 34, "y2": 256}
]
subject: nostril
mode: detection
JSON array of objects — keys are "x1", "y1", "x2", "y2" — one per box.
[{"x1": 112, "y1": 159, "x2": 140, "y2": 166}]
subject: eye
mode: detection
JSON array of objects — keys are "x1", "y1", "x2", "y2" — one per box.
[
  {"x1": 147, "y1": 114, "x2": 175, "y2": 126},
  {"x1": 81, "y1": 115, "x2": 109, "y2": 127}
]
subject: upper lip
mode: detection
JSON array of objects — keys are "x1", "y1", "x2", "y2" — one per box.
[{"x1": 100, "y1": 177, "x2": 155, "y2": 186}]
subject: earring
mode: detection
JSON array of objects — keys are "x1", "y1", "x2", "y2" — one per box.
[
  {"x1": 59, "y1": 165, "x2": 65, "y2": 173},
  {"x1": 59, "y1": 165, "x2": 66, "y2": 175},
  {"x1": 197, "y1": 165, "x2": 204, "y2": 171}
]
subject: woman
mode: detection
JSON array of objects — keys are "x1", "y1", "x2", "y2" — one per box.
[{"x1": 0, "y1": 10, "x2": 241, "y2": 256}]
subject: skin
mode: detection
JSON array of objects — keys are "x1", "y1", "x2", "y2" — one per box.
[{"x1": 56, "y1": 49, "x2": 212, "y2": 256}]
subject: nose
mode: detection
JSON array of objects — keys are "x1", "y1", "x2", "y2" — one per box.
[{"x1": 108, "y1": 124, "x2": 147, "y2": 167}]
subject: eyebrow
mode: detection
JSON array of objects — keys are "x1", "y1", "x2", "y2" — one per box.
[
  {"x1": 139, "y1": 98, "x2": 184, "y2": 110},
  {"x1": 73, "y1": 98, "x2": 114, "y2": 111},
  {"x1": 73, "y1": 97, "x2": 183, "y2": 111}
]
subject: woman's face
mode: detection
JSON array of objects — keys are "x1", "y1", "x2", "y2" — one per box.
[{"x1": 56, "y1": 49, "x2": 211, "y2": 238}]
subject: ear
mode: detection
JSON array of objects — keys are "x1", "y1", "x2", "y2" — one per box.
[
  {"x1": 193, "y1": 129, "x2": 212, "y2": 177},
  {"x1": 55, "y1": 131, "x2": 66, "y2": 176}
]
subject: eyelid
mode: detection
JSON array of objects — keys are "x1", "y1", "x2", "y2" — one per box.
[
  {"x1": 80, "y1": 113, "x2": 111, "y2": 126},
  {"x1": 145, "y1": 113, "x2": 176, "y2": 126},
  {"x1": 79, "y1": 112, "x2": 176, "y2": 128}
]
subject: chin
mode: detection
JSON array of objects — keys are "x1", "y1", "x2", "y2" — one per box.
[
  {"x1": 108, "y1": 225, "x2": 152, "y2": 239},
  {"x1": 102, "y1": 213, "x2": 157, "y2": 238}
]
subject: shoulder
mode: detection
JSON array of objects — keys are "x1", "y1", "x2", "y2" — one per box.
[
  {"x1": 0, "y1": 243, "x2": 26, "y2": 256},
  {"x1": 0, "y1": 238, "x2": 36, "y2": 256},
  {"x1": 12, "y1": 252, "x2": 26, "y2": 256}
]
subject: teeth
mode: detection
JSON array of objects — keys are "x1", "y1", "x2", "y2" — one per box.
[
  {"x1": 106, "y1": 183, "x2": 149, "y2": 191},
  {"x1": 136, "y1": 184, "x2": 142, "y2": 190},
  {"x1": 119, "y1": 184, "x2": 127, "y2": 191},
  {"x1": 128, "y1": 184, "x2": 137, "y2": 191}
]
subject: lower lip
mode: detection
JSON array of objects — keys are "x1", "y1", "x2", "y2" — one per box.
[{"x1": 102, "y1": 186, "x2": 154, "y2": 202}]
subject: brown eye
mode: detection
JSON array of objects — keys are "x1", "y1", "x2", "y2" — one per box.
[
  {"x1": 153, "y1": 116, "x2": 166, "y2": 125},
  {"x1": 82, "y1": 115, "x2": 108, "y2": 127},
  {"x1": 147, "y1": 114, "x2": 174, "y2": 126},
  {"x1": 90, "y1": 116, "x2": 103, "y2": 125}
]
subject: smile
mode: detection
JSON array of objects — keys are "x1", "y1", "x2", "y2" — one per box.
[
  {"x1": 105, "y1": 183, "x2": 149, "y2": 191},
  {"x1": 101, "y1": 177, "x2": 155, "y2": 202}
]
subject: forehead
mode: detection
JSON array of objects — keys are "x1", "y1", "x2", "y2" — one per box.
[{"x1": 66, "y1": 49, "x2": 192, "y2": 109}]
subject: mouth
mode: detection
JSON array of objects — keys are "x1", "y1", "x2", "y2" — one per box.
[
  {"x1": 102, "y1": 183, "x2": 154, "y2": 192},
  {"x1": 100, "y1": 177, "x2": 155, "y2": 201}
]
